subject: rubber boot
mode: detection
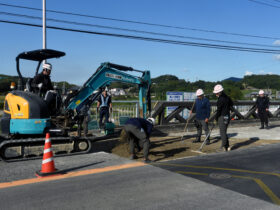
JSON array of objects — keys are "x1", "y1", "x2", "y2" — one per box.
[
  {"x1": 192, "y1": 136, "x2": 201, "y2": 143},
  {"x1": 265, "y1": 123, "x2": 269, "y2": 129},
  {"x1": 130, "y1": 154, "x2": 137, "y2": 160}
]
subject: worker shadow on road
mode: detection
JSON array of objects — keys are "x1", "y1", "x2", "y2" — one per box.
[
  {"x1": 267, "y1": 124, "x2": 280, "y2": 129},
  {"x1": 211, "y1": 133, "x2": 238, "y2": 143},
  {"x1": 152, "y1": 129, "x2": 169, "y2": 137},
  {"x1": 150, "y1": 147, "x2": 189, "y2": 162},
  {"x1": 59, "y1": 161, "x2": 105, "y2": 174},
  {"x1": 153, "y1": 135, "x2": 196, "y2": 145},
  {"x1": 180, "y1": 134, "x2": 197, "y2": 140},
  {"x1": 230, "y1": 137, "x2": 260, "y2": 150}
]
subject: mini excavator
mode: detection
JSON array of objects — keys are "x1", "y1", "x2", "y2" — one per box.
[{"x1": 0, "y1": 49, "x2": 151, "y2": 161}]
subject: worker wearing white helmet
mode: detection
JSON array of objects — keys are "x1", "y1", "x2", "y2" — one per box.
[
  {"x1": 32, "y1": 63, "x2": 53, "y2": 95},
  {"x1": 213, "y1": 84, "x2": 224, "y2": 94},
  {"x1": 213, "y1": 84, "x2": 233, "y2": 151},
  {"x1": 97, "y1": 87, "x2": 113, "y2": 129},
  {"x1": 256, "y1": 90, "x2": 269, "y2": 129},
  {"x1": 122, "y1": 117, "x2": 155, "y2": 163},
  {"x1": 191, "y1": 89, "x2": 211, "y2": 144}
]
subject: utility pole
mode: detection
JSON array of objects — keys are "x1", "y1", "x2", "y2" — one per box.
[{"x1": 43, "y1": 0, "x2": 46, "y2": 63}]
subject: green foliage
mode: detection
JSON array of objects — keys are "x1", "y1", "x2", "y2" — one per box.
[
  {"x1": 152, "y1": 75, "x2": 179, "y2": 83},
  {"x1": 0, "y1": 74, "x2": 77, "y2": 95},
  {"x1": 54, "y1": 81, "x2": 79, "y2": 91},
  {"x1": 221, "y1": 80, "x2": 244, "y2": 100},
  {"x1": 0, "y1": 76, "x2": 19, "y2": 94},
  {"x1": 110, "y1": 82, "x2": 132, "y2": 90},
  {"x1": 243, "y1": 74, "x2": 280, "y2": 90}
]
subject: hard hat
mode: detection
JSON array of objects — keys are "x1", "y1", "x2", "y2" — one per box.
[
  {"x1": 196, "y1": 89, "x2": 204, "y2": 96},
  {"x1": 147, "y1": 117, "x2": 155, "y2": 125},
  {"x1": 43, "y1": 63, "x2": 52, "y2": 71},
  {"x1": 213, "y1": 84, "x2": 224, "y2": 94},
  {"x1": 102, "y1": 87, "x2": 108, "y2": 92},
  {"x1": 259, "y1": 90, "x2": 264, "y2": 95}
]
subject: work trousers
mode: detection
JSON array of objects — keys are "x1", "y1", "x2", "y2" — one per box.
[
  {"x1": 83, "y1": 115, "x2": 90, "y2": 136},
  {"x1": 258, "y1": 111, "x2": 268, "y2": 127},
  {"x1": 99, "y1": 107, "x2": 109, "y2": 128},
  {"x1": 124, "y1": 124, "x2": 150, "y2": 159},
  {"x1": 195, "y1": 120, "x2": 209, "y2": 139},
  {"x1": 218, "y1": 115, "x2": 230, "y2": 149}
]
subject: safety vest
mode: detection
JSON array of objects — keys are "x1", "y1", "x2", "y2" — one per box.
[{"x1": 100, "y1": 95, "x2": 109, "y2": 108}]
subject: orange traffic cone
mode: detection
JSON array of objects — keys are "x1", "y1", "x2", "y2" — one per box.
[{"x1": 36, "y1": 133, "x2": 60, "y2": 177}]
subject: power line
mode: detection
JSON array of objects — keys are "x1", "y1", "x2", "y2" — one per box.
[
  {"x1": 0, "y1": 2, "x2": 279, "y2": 40},
  {"x1": 1, "y1": 11, "x2": 279, "y2": 49},
  {"x1": 248, "y1": 0, "x2": 280, "y2": 8},
  {"x1": 1, "y1": 19, "x2": 280, "y2": 54}
]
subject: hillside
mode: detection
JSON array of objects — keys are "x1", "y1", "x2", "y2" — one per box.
[
  {"x1": 223, "y1": 77, "x2": 242, "y2": 82},
  {"x1": 243, "y1": 74, "x2": 280, "y2": 89},
  {"x1": 0, "y1": 74, "x2": 78, "y2": 94},
  {"x1": 1, "y1": 74, "x2": 279, "y2": 101}
]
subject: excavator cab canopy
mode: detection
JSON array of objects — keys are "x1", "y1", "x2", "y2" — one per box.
[
  {"x1": 16, "y1": 49, "x2": 65, "y2": 61},
  {"x1": 16, "y1": 49, "x2": 66, "y2": 90}
]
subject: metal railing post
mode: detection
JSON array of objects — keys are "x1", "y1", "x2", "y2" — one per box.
[{"x1": 136, "y1": 102, "x2": 139, "y2": 118}]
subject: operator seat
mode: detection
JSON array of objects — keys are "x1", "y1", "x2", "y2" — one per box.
[{"x1": 44, "y1": 90, "x2": 62, "y2": 115}]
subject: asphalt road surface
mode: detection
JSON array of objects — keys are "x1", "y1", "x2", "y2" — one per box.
[
  {"x1": 0, "y1": 147, "x2": 279, "y2": 210},
  {"x1": 154, "y1": 142, "x2": 280, "y2": 206}
]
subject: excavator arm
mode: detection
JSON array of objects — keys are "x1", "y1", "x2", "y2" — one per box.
[{"x1": 66, "y1": 62, "x2": 151, "y2": 118}]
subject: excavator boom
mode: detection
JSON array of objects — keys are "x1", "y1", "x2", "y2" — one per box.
[{"x1": 66, "y1": 62, "x2": 151, "y2": 118}]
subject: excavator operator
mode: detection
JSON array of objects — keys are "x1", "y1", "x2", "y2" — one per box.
[
  {"x1": 32, "y1": 63, "x2": 60, "y2": 114},
  {"x1": 32, "y1": 63, "x2": 53, "y2": 96}
]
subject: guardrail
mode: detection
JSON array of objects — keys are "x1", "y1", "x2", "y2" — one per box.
[
  {"x1": 151, "y1": 101, "x2": 280, "y2": 125},
  {"x1": 1, "y1": 99, "x2": 280, "y2": 127},
  {"x1": 89, "y1": 101, "x2": 140, "y2": 126}
]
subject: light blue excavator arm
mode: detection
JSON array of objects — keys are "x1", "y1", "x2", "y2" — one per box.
[{"x1": 66, "y1": 62, "x2": 151, "y2": 118}]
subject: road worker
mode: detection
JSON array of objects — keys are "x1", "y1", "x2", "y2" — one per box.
[
  {"x1": 191, "y1": 89, "x2": 211, "y2": 145},
  {"x1": 256, "y1": 90, "x2": 269, "y2": 129},
  {"x1": 97, "y1": 87, "x2": 112, "y2": 129},
  {"x1": 213, "y1": 84, "x2": 233, "y2": 151},
  {"x1": 122, "y1": 117, "x2": 155, "y2": 163}
]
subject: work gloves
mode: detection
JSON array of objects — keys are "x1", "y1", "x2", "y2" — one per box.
[{"x1": 37, "y1": 83, "x2": 43, "y2": 89}]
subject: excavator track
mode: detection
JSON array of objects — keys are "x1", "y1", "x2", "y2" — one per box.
[{"x1": 0, "y1": 136, "x2": 93, "y2": 162}]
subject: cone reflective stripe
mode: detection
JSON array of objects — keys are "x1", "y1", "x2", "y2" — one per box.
[
  {"x1": 42, "y1": 157, "x2": 54, "y2": 164},
  {"x1": 36, "y1": 133, "x2": 60, "y2": 177}
]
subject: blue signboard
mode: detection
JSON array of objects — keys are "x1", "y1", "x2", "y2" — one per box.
[{"x1": 166, "y1": 92, "x2": 183, "y2": 119}]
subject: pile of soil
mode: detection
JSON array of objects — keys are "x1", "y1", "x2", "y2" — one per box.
[{"x1": 110, "y1": 135, "x2": 280, "y2": 162}]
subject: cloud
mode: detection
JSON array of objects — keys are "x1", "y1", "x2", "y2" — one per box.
[
  {"x1": 274, "y1": 54, "x2": 280, "y2": 61},
  {"x1": 245, "y1": 70, "x2": 274, "y2": 76},
  {"x1": 259, "y1": 70, "x2": 273, "y2": 75},
  {"x1": 273, "y1": 40, "x2": 280, "y2": 45},
  {"x1": 244, "y1": 71, "x2": 253, "y2": 76}
]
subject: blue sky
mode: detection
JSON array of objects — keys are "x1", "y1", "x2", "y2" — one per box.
[{"x1": 0, "y1": 0, "x2": 280, "y2": 85}]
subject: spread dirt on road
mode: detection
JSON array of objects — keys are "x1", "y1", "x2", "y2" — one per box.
[{"x1": 109, "y1": 135, "x2": 280, "y2": 162}]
